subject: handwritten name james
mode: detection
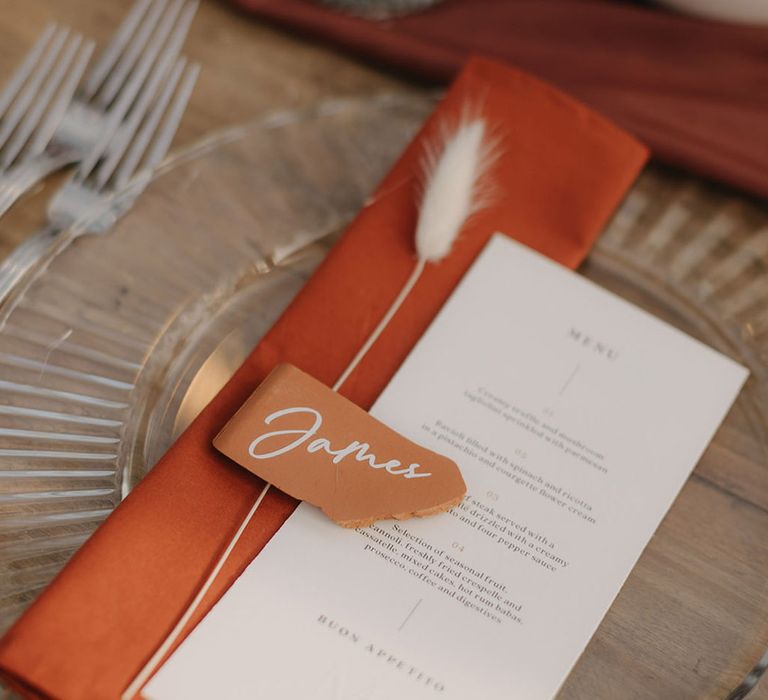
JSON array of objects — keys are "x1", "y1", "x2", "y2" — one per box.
[{"x1": 248, "y1": 406, "x2": 433, "y2": 479}]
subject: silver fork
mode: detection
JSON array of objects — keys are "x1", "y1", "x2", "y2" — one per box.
[
  {"x1": 0, "y1": 54, "x2": 200, "y2": 308},
  {"x1": 0, "y1": 25, "x2": 94, "y2": 218},
  {"x1": 0, "y1": 0, "x2": 198, "y2": 219}
]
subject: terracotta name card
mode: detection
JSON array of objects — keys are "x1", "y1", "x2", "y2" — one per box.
[{"x1": 213, "y1": 364, "x2": 466, "y2": 527}]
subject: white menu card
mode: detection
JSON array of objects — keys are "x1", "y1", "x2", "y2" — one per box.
[{"x1": 145, "y1": 235, "x2": 747, "y2": 700}]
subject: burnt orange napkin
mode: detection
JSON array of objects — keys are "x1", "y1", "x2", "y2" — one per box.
[{"x1": 0, "y1": 57, "x2": 647, "y2": 700}]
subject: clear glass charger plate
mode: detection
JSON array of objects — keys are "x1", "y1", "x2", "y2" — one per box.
[{"x1": 0, "y1": 93, "x2": 766, "y2": 699}]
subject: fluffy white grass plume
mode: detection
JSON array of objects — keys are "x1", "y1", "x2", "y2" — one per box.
[
  {"x1": 416, "y1": 118, "x2": 494, "y2": 262},
  {"x1": 333, "y1": 115, "x2": 493, "y2": 390},
  {"x1": 123, "y1": 114, "x2": 495, "y2": 700}
]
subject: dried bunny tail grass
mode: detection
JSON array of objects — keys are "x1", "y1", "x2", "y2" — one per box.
[
  {"x1": 416, "y1": 115, "x2": 496, "y2": 262},
  {"x1": 333, "y1": 114, "x2": 496, "y2": 391}
]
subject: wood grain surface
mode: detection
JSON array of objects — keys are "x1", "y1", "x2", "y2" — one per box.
[{"x1": 0, "y1": 2, "x2": 767, "y2": 699}]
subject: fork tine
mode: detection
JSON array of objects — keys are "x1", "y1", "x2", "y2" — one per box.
[
  {"x1": 95, "y1": 0, "x2": 177, "y2": 109},
  {"x1": 27, "y1": 39, "x2": 95, "y2": 159},
  {"x1": 0, "y1": 23, "x2": 57, "y2": 118},
  {"x1": 76, "y1": 1, "x2": 198, "y2": 182},
  {"x1": 1, "y1": 34, "x2": 84, "y2": 169},
  {"x1": 141, "y1": 61, "x2": 199, "y2": 173},
  {"x1": 94, "y1": 48, "x2": 179, "y2": 189},
  {"x1": 0, "y1": 27, "x2": 69, "y2": 153},
  {"x1": 115, "y1": 60, "x2": 199, "y2": 190},
  {"x1": 112, "y1": 58, "x2": 187, "y2": 189},
  {"x1": 80, "y1": 0, "x2": 154, "y2": 100}
]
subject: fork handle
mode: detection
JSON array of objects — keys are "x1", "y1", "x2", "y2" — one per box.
[{"x1": 0, "y1": 223, "x2": 63, "y2": 312}]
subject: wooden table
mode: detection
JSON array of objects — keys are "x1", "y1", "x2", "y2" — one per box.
[{"x1": 0, "y1": 2, "x2": 767, "y2": 700}]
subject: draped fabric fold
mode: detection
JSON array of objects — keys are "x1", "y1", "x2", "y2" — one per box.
[{"x1": 230, "y1": 0, "x2": 768, "y2": 198}]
